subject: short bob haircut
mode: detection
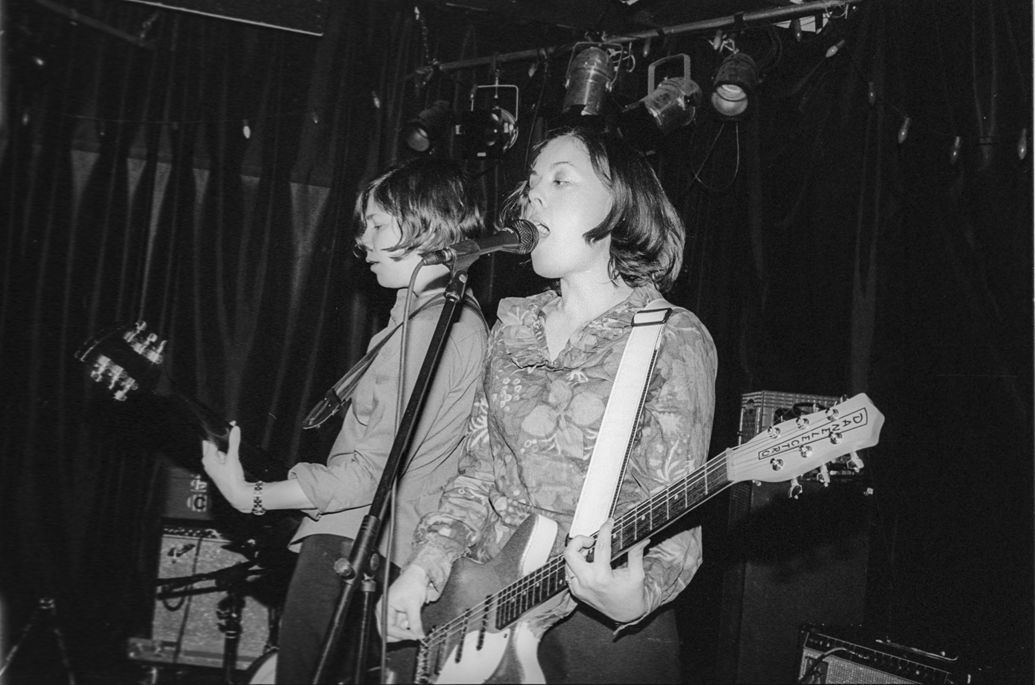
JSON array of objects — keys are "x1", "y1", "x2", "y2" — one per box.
[
  {"x1": 354, "y1": 157, "x2": 485, "y2": 258},
  {"x1": 499, "y1": 125, "x2": 686, "y2": 293}
]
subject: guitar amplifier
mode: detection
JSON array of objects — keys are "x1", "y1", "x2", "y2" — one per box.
[
  {"x1": 128, "y1": 523, "x2": 273, "y2": 670},
  {"x1": 738, "y1": 390, "x2": 842, "y2": 443},
  {"x1": 161, "y1": 463, "x2": 214, "y2": 521},
  {"x1": 797, "y1": 625, "x2": 972, "y2": 684},
  {"x1": 715, "y1": 390, "x2": 872, "y2": 684}
]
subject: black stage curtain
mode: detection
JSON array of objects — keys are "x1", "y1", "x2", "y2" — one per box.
[{"x1": 0, "y1": 0, "x2": 1031, "y2": 682}]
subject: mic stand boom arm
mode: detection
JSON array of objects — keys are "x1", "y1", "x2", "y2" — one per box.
[{"x1": 310, "y1": 255, "x2": 478, "y2": 684}]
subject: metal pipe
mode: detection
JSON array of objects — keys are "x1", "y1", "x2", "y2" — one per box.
[
  {"x1": 31, "y1": 0, "x2": 154, "y2": 49},
  {"x1": 421, "y1": 0, "x2": 864, "y2": 74}
]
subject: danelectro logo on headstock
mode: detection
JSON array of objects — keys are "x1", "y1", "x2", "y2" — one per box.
[{"x1": 757, "y1": 407, "x2": 870, "y2": 460}]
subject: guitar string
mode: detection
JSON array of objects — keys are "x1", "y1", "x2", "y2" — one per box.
[
  {"x1": 422, "y1": 451, "x2": 736, "y2": 659},
  {"x1": 421, "y1": 405, "x2": 856, "y2": 659},
  {"x1": 427, "y1": 451, "x2": 735, "y2": 655}
]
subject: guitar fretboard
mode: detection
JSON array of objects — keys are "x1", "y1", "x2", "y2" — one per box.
[
  {"x1": 417, "y1": 394, "x2": 882, "y2": 684},
  {"x1": 492, "y1": 450, "x2": 732, "y2": 628}
]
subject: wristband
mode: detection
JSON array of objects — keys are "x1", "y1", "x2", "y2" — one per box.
[{"x1": 251, "y1": 481, "x2": 266, "y2": 516}]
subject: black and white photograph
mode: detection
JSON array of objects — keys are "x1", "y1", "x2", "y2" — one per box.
[{"x1": 0, "y1": 1, "x2": 1031, "y2": 683}]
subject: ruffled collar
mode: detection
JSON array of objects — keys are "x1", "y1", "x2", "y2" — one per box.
[{"x1": 498, "y1": 285, "x2": 664, "y2": 370}]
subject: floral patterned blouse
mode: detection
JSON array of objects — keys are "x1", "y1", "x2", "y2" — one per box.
[{"x1": 410, "y1": 285, "x2": 717, "y2": 627}]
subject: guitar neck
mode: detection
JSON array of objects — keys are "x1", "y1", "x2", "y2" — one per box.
[
  {"x1": 492, "y1": 452, "x2": 733, "y2": 629},
  {"x1": 165, "y1": 390, "x2": 289, "y2": 482},
  {"x1": 422, "y1": 392, "x2": 883, "y2": 668},
  {"x1": 611, "y1": 450, "x2": 732, "y2": 555},
  {"x1": 75, "y1": 321, "x2": 292, "y2": 483},
  {"x1": 416, "y1": 396, "x2": 883, "y2": 684}
]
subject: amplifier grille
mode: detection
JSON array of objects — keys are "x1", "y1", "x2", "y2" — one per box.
[
  {"x1": 739, "y1": 390, "x2": 841, "y2": 443},
  {"x1": 798, "y1": 625, "x2": 971, "y2": 685},
  {"x1": 128, "y1": 524, "x2": 274, "y2": 670}
]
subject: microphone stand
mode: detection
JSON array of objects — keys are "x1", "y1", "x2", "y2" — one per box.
[{"x1": 310, "y1": 254, "x2": 479, "y2": 685}]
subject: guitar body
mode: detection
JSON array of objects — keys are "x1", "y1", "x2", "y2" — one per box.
[
  {"x1": 416, "y1": 514, "x2": 558, "y2": 684},
  {"x1": 408, "y1": 394, "x2": 886, "y2": 685}
]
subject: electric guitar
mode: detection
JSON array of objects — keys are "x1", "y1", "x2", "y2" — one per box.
[
  {"x1": 413, "y1": 393, "x2": 884, "y2": 684},
  {"x1": 75, "y1": 320, "x2": 288, "y2": 482}
]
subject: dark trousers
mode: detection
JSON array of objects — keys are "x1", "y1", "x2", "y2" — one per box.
[
  {"x1": 276, "y1": 534, "x2": 386, "y2": 684},
  {"x1": 539, "y1": 603, "x2": 682, "y2": 684}
]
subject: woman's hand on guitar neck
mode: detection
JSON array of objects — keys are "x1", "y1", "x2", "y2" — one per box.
[
  {"x1": 201, "y1": 424, "x2": 315, "y2": 514},
  {"x1": 564, "y1": 519, "x2": 650, "y2": 624},
  {"x1": 201, "y1": 423, "x2": 252, "y2": 513}
]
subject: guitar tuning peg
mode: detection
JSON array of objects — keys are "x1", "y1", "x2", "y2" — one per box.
[
  {"x1": 90, "y1": 357, "x2": 112, "y2": 382},
  {"x1": 787, "y1": 477, "x2": 802, "y2": 499},
  {"x1": 847, "y1": 451, "x2": 865, "y2": 472},
  {"x1": 125, "y1": 322, "x2": 146, "y2": 343},
  {"x1": 113, "y1": 377, "x2": 138, "y2": 401},
  {"x1": 817, "y1": 463, "x2": 831, "y2": 486},
  {"x1": 132, "y1": 332, "x2": 159, "y2": 356},
  {"x1": 145, "y1": 338, "x2": 167, "y2": 363},
  {"x1": 105, "y1": 364, "x2": 127, "y2": 391}
]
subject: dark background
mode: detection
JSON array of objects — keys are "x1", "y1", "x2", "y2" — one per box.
[{"x1": 0, "y1": 0, "x2": 1031, "y2": 683}]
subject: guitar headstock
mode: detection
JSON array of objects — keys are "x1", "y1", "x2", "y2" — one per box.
[
  {"x1": 725, "y1": 393, "x2": 884, "y2": 486},
  {"x1": 75, "y1": 321, "x2": 167, "y2": 401}
]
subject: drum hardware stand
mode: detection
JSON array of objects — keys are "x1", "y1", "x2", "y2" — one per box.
[
  {"x1": 0, "y1": 597, "x2": 76, "y2": 684},
  {"x1": 311, "y1": 254, "x2": 478, "y2": 685}
]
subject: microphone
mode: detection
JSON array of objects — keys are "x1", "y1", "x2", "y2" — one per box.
[{"x1": 420, "y1": 219, "x2": 540, "y2": 266}]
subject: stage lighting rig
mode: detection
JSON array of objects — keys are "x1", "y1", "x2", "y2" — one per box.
[
  {"x1": 620, "y1": 54, "x2": 702, "y2": 139},
  {"x1": 709, "y1": 40, "x2": 759, "y2": 120},
  {"x1": 455, "y1": 79, "x2": 520, "y2": 159},
  {"x1": 401, "y1": 100, "x2": 452, "y2": 154},
  {"x1": 562, "y1": 43, "x2": 625, "y2": 117}
]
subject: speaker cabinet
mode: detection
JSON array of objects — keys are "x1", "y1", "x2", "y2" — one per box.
[
  {"x1": 797, "y1": 625, "x2": 973, "y2": 684},
  {"x1": 128, "y1": 524, "x2": 274, "y2": 670},
  {"x1": 714, "y1": 390, "x2": 872, "y2": 684},
  {"x1": 715, "y1": 479, "x2": 873, "y2": 683},
  {"x1": 737, "y1": 390, "x2": 840, "y2": 444},
  {"x1": 161, "y1": 463, "x2": 214, "y2": 521}
]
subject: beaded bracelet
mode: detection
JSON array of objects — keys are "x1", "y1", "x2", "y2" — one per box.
[{"x1": 251, "y1": 481, "x2": 266, "y2": 516}]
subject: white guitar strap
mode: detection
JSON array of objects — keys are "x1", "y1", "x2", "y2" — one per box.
[{"x1": 568, "y1": 300, "x2": 673, "y2": 538}]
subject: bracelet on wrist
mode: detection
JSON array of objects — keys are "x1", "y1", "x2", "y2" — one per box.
[{"x1": 250, "y1": 481, "x2": 266, "y2": 516}]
